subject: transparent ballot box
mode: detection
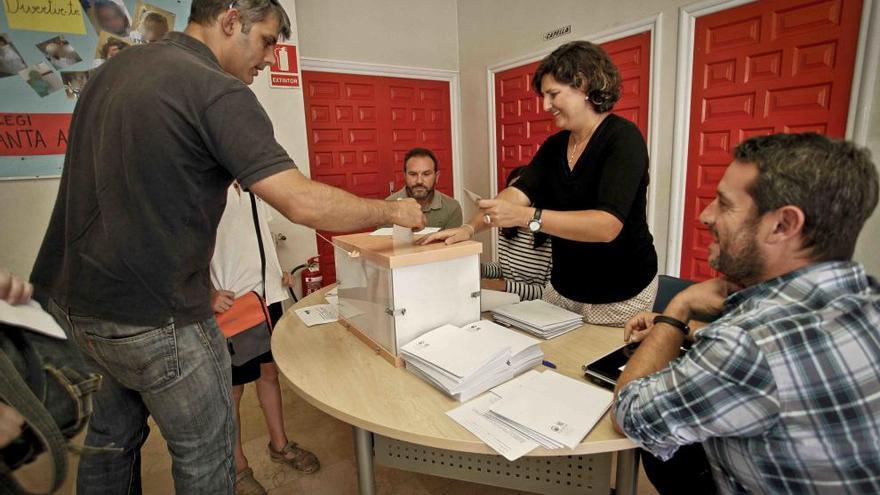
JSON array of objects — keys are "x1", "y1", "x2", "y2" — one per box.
[{"x1": 333, "y1": 233, "x2": 482, "y2": 366}]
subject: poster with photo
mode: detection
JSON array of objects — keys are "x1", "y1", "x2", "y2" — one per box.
[
  {"x1": 130, "y1": 2, "x2": 174, "y2": 43},
  {"x1": 36, "y1": 36, "x2": 84, "y2": 70},
  {"x1": 61, "y1": 70, "x2": 91, "y2": 99},
  {"x1": 80, "y1": 0, "x2": 133, "y2": 38},
  {"x1": 18, "y1": 62, "x2": 64, "y2": 98},
  {"x1": 93, "y1": 32, "x2": 132, "y2": 67},
  {"x1": 0, "y1": 33, "x2": 27, "y2": 78}
]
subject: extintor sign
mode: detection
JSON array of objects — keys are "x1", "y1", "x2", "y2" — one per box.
[{"x1": 269, "y1": 44, "x2": 299, "y2": 89}]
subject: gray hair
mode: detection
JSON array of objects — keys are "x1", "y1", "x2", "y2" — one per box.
[
  {"x1": 734, "y1": 133, "x2": 878, "y2": 262},
  {"x1": 188, "y1": 0, "x2": 291, "y2": 40}
]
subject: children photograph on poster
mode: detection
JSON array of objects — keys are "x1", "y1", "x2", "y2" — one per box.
[
  {"x1": 36, "y1": 36, "x2": 84, "y2": 70},
  {"x1": 18, "y1": 62, "x2": 64, "y2": 98},
  {"x1": 93, "y1": 33, "x2": 132, "y2": 68},
  {"x1": 130, "y1": 2, "x2": 174, "y2": 43},
  {"x1": 61, "y1": 70, "x2": 91, "y2": 99},
  {"x1": 85, "y1": 0, "x2": 133, "y2": 37},
  {"x1": 0, "y1": 34, "x2": 27, "y2": 78}
]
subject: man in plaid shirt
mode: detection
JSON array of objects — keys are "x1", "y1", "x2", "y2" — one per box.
[{"x1": 613, "y1": 133, "x2": 880, "y2": 494}]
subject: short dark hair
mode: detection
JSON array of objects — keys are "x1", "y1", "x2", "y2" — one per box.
[
  {"x1": 532, "y1": 41, "x2": 621, "y2": 113},
  {"x1": 734, "y1": 133, "x2": 878, "y2": 262},
  {"x1": 188, "y1": 0, "x2": 291, "y2": 40},
  {"x1": 403, "y1": 147, "x2": 438, "y2": 172}
]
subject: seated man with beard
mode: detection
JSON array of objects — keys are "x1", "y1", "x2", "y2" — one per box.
[
  {"x1": 386, "y1": 147, "x2": 462, "y2": 229},
  {"x1": 613, "y1": 133, "x2": 880, "y2": 494}
]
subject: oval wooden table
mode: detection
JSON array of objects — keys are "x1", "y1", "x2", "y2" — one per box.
[{"x1": 272, "y1": 286, "x2": 640, "y2": 495}]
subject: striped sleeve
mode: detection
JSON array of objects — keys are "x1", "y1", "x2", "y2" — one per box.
[
  {"x1": 481, "y1": 262, "x2": 502, "y2": 279},
  {"x1": 496, "y1": 233, "x2": 552, "y2": 301}
]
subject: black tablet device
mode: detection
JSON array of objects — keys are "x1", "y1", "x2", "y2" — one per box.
[
  {"x1": 583, "y1": 343, "x2": 688, "y2": 390},
  {"x1": 582, "y1": 344, "x2": 636, "y2": 390}
]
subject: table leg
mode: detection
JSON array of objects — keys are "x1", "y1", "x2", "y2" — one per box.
[
  {"x1": 353, "y1": 426, "x2": 375, "y2": 495},
  {"x1": 615, "y1": 449, "x2": 639, "y2": 495}
]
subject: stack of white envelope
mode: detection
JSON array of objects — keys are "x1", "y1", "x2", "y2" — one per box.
[
  {"x1": 492, "y1": 299, "x2": 584, "y2": 339},
  {"x1": 447, "y1": 370, "x2": 614, "y2": 460},
  {"x1": 399, "y1": 320, "x2": 544, "y2": 402}
]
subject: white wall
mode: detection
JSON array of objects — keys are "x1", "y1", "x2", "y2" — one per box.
[
  {"x1": 295, "y1": 0, "x2": 459, "y2": 70},
  {"x1": 0, "y1": 179, "x2": 59, "y2": 278},
  {"x1": 456, "y1": 0, "x2": 880, "y2": 276}
]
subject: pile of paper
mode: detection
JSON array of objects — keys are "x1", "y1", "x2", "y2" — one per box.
[
  {"x1": 447, "y1": 370, "x2": 613, "y2": 460},
  {"x1": 491, "y1": 299, "x2": 584, "y2": 339},
  {"x1": 399, "y1": 320, "x2": 543, "y2": 401}
]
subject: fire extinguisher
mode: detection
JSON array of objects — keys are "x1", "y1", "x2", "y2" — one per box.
[
  {"x1": 289, "y1": 256, "x2": 322, "y2": 301},
  {"x1": 302, "y1": 256, "x2": 323, "y2": 295}
]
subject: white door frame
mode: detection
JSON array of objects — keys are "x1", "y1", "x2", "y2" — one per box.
[
  {"x1": 300, "y1": 58, "x2": 464, "y2": 203},
  {"x1": 486, "y1": 14, "x2": 663, "y2": 261},
  {"x1": 665, "y1": 0, "x2": 879, "y2": 276}
]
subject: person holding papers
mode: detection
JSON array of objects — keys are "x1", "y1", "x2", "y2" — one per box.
[
  {"x1": 0, "y1": 269, "x2": 32, "y2": 449},
  {"x1": 211, "y1": 183, "x2": 320, "y2": 495},
  {"x1": 423, "y1": 41, "x2": 657, "y2": 326},
  {"x1": 480, "y1": 167, "x2": 552, "y2": 301}
]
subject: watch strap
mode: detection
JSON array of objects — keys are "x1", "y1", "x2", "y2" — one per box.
[{"x1": 653, "y1": 315, "x2": 690, "y2": 337}]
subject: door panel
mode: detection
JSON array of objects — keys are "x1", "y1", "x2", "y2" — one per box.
[
  {"x1": 302, "y1": 71, "x2": 453, "y2": 285},
  {"x1": 494, "y1": 32, "x2": 652, "y2": 191},
  {"x1": 679, "y1": 0, "x2": 863, "y2": 280}
]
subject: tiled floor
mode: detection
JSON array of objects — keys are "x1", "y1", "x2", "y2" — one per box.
[{"x1": 13, "y1": 380, "x2": 660, "y2": 494}]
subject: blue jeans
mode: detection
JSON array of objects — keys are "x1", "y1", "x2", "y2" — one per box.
[{"x1": 47, "y1": 299, "x2": 235, "y2": 494}]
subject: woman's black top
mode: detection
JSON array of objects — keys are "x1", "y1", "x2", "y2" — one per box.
[{"x1": 514, "y1": 114, "x2": 658, "y2": 303}]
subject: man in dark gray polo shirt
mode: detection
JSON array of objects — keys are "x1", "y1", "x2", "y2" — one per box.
[{"x1": 29, "y1": 0, "x2": 423, "y2": 493}]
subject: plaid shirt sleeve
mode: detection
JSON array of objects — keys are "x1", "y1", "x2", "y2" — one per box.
[{"x1": 614, "y1": 324, "x2": 781, "y2": 460}]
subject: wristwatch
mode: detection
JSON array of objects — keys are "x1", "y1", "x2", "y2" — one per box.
[
  {"x1": 528, "y1": 208, "x2": 543, "y2": 233},
  {"x1": 653, "y1": 315, "x2": 690, "y2": 337}
]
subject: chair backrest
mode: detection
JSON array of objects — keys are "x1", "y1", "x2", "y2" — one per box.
[{"x1": 652, "y1": 275, "x2": 696, "y2": 313}]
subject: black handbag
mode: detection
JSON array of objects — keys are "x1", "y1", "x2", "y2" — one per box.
[{"x1": 222, "y1": 192, "x2": 273, "y2": 367}]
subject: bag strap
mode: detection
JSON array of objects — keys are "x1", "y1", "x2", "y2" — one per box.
[
  {"x1": 0, "y1": 346, "x2": 67, "y2": 495},
  {"x1": 248, "y1": 191, "x2": 267, "y2": 304}
]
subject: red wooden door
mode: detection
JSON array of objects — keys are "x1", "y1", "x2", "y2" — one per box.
[
  {"x1": 679, "y1": 0, "x2": 863, "y2": 281},
  {"x1": 494, "y1": 32, "x2": 651, "y2": 191},
  {"x1": 302, "y1": 71, "x2": 453, "y2": 284}
]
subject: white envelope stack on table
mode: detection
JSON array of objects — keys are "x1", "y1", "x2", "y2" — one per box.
[
  {"x1": 491, "y1": 299, "x2": 584, "y2": 339},
  {"x1": 447, "y1": 369, "x2": 614, "y2": 460},
  {"x1": 399, "y1": 319, "x2": 543, "y2": 402}
]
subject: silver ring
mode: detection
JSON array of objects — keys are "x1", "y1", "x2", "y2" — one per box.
[{"x1": 483, "y1": 214, "x2": 491, "y2": 224}]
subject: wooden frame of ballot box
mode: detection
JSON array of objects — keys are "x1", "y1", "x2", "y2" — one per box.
[{"x1": 333, "y1": 233, "x2": 482, "y2": 367}]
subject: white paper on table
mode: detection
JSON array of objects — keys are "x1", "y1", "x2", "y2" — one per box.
[
  {"x1": 294, "y1": 304, "x2": 338, "y2": 327},
  {"x1": 0, "y1": 300, "x2": 67, "y2": 340},
  {"x1": 370, "y1": 227, "x2": 440, "y2": 236},
  {"x1": 447, "y1": 392, "x2": 539, "y2": 461},
  {"x1": 491, "y1": 369, "x2": 541, "y2": 398},
  {"x1": 480, "y1": 289, "x2": 521, "y2": 313},
  {"x1": 489, "y1": 370, "x2": 613, "y2": 450},
  {"x1": 324, "y1": 294, "x2": 338, "y2": 306}
]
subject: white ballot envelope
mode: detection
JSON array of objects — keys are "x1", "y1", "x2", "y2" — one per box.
[{"x1": 464, "y1": 188, "x2": 483, "y2": 205}]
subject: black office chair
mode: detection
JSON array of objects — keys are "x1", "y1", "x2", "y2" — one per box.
[
  {"x1": 640, "y1": 274, "x2": 718, "y2": 495},
  {"x1": 652, "y1": 274, "x2": 696, "y2": 313}
]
